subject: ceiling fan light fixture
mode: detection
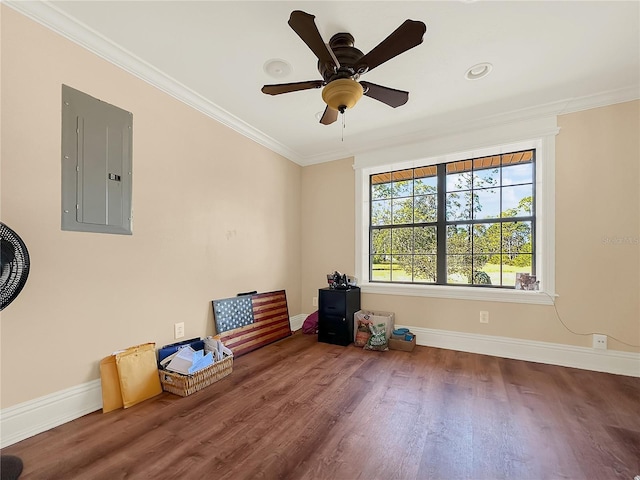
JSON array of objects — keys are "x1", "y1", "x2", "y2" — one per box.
[{"x1": 321, "y1": 78, "x2": 364, "y2": 112}]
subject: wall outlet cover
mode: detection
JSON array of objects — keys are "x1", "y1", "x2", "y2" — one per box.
[
  {"x1": 174, "y1": 322, "x2": 185, "y2": 339},
  {"x1": 593, "y1": 334, "x2": 607, "y2": 350}
]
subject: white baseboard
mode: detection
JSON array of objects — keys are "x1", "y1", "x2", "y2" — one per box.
[
  {"x1": 2, "y1": 323, "x2": 636, "y2": 449},
  {"x1": 290, "y1": 314, "x2": 307, "y2": 332},
  {"x1": 1, "y1": 315, "x2": 305, "y2": 448},
  {"x1": 397, "y1": 324, "x2": 640, "y2": 378},
  {"x1": 0, "y1": 379, "x2": 102, "y2": 448}
]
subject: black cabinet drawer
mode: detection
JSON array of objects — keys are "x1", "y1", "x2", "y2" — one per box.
[
  {"x1": 318, "y1": 315, "x2": 351, "y2": 346},
  {"x1": 319, "y1": 294, "x2": 346, "y2": 316}
]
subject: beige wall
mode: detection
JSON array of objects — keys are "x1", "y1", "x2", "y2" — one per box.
[
  {"x1": 0, "y1": 7, "x2": 301, "y2": 408},
  {"x1": 301, "y1": 101, "x2": 640, "y2": 354},
  {"x1": 1, "y1": 6, "x2": 638, "y2": 412},
  {"x1": 555, "y1": 101, "x2": 639, "y2": 350},
  {"x1": 300, "y1": 157, "x2": 356, "y2": 307}
]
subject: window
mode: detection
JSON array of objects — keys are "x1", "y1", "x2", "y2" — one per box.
[
  {"x1": 369, "y1": 150, "x2": 536, "y2": 288},
  {"x1": 354, "y1": 120, "x2": 558, "y2": 305}
]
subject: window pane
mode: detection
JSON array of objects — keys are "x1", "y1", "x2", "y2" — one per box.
[
  {"x1": 372, "y1": 199, "x2": 391, "y2": 225},
  {"x1": 414, "y1": 194, "x2": 437, "y2": 223},
  {"x1": 393, "y1": 179, "x2": 413, "y2": 197},
  {"x1": 472, "y1": 260, "x2": 493, "y2": 285},
  {"x1": 447, "y1": 225, "x2": 472, "y2": 283},
  {"x1": 502, "y1": 185, "x2": 533, "y2": 216},
  {"x1": 372, "y1": 182, "x2": 392, "y2": 200},
  {"x1": 413, "y1": 255, "x2": 437, "y2": 283},
  {"x1": 371, "y1": 256, "x2": 391, "y2": 281},
  {"x1": 392, "y1": 169, "x2": 413, "y2": 182},
  {"x1": 446, "y1": 191, "x2": 472, "y2": 220},
  {"x1": 446, "y1": 171, "x2": 473, "y2": 192},
  {"x1": 447, "y1": 225, "x2": 471, "y2": 253},
  {"x1": 391, "y1": 256, "x2": 412, "y2": 282},
  {"x1": 501, "y1": 221, "x2": 532, "y2": 260},
  {"x1": 473, "y1": 167, "x2": 500, "y2": 188},
  {"x1": 414, "y1": 175, "x2": 437, "y2": 194},
  {"x1": 511, "y1": 254, "x2": 533, "y2": 269},
  {"x1": 446, "y1": 160, "x2": 472, "y2": 174},
  {"x1": 447, "y1": 255, "x2": 472, "y2": 284},
  {"x1": 478, "y1": 262, "x2": 501, "y2": 286},
  {"x1": 392, "y1": 198, "x2": 413, "y2": 224},
  {"x1": 474, "y1": 188, "x2": 501, "y2": 219},
  {"x1": 415, "y1": 226, "x2": 437, "y2": 254},
  {"x1": 473, "y1": 223, "x2": 500, "y2": 254},
  {"x1": 473, "y1": 155, "x2": 501, "y2": 170},
  {"x1": 502, "y1": 150, "x2": 533, "y2": 166},
  {"x1": 502, "y1": 163, "x2": 533, "y2": 186},
  {"x1": 371, "y1": 229, "x2": 391, "y2": 255},
  {"x1": 391, "y1": 227, "x2": 413, "y2": 254}
]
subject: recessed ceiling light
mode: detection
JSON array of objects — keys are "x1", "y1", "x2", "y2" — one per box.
[
  {"x1": 465, "y1": 62, "x2": 493, "y2": 80},
  {"x1": 263, "y1": 59, "x2": 292, "y2": 79}
]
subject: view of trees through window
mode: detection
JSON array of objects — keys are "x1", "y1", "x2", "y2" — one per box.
[{"x1": 370, "y1": 150, "x2": 535, "y2": 288}]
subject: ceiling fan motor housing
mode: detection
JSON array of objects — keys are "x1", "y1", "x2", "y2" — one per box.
[
  {"x1": 319, "y1": 33, "x2": 367, "y2": 112},
  {"x1": 318, "y1": 32, "x2": 366, "y2": 81}
]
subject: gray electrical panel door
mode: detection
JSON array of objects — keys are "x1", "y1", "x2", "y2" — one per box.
[{"x1": 61, "y1": 85, "x2": 133, "y2": 234}]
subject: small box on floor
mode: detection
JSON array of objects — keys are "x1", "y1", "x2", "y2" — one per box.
[{"x1": 388, "y1": 330, "x2": 416, "y2": 352}]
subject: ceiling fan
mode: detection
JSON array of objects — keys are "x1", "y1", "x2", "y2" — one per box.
[{"x1": 262, "y1": 11, "x2": 427, "y2": 125}]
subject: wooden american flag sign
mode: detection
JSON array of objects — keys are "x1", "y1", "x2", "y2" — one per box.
[{"x1": 213, "y1": 290, "x2": 292, "y2": 357}]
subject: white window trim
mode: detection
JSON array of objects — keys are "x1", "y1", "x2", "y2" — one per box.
[{"x1": 354, "y1": 116, "x2": 559, "y2": 305}]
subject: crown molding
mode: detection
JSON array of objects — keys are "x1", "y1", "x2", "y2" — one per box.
[
  {"x1": 297, "y1": 85, "x2": 638, "y2": 166},
  {"x1": 4, "y1": 0, "x2": 306, "y2": 165},
  {"x1": 5, "y1": 1, "x2": 638, "y2": 168},
  {"x1": 559, "y1": 85, "x2": 640, "y2": 115},
  {"x1": 349, "y1": 87, "x2": 638, "y2": 164}
]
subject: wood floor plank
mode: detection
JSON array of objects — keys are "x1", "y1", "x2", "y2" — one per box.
[{"x1": 2, "y1": 332, "x2": 639, "y2": 479}]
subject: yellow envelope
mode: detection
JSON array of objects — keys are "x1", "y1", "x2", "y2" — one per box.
[
  {"x1": 115, "y1": 342, "x2": 162, "y2": 409},
  {"x1": 99, "y1": 354, "x2": 124, "y2": 413}
]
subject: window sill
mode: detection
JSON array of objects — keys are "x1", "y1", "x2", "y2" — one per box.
[{"x1": 358, "y1": 282, "x2": 556, "y2": 305}]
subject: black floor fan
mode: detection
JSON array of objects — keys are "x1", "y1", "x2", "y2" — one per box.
[{"x1": 1, "y1": 222, "x2": 29, "y2": 480}]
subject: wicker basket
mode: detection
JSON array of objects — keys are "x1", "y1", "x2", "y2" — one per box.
[{"x1": 159, "y1": 353, "x2": 233, "y2": 397}]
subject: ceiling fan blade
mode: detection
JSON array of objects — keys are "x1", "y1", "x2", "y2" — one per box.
[
  {"x1": 319, "y1": 105, "x2": 338, "y2": 125},
  {"x1": 262, "y1": 80, "x2": 324, "y2": 96},
  {"x1": 288, "y1": 11, "x2": 340, "y2": 70},
  {"x1": 360, "y1": 81, "x2": 409, "y2": 108},
  {"x1": 357, "y1": 20, "x2": 426, "y2": 73}
]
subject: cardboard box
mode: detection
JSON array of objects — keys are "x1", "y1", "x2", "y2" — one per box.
[
  {"x1": 354, "y1": 310, "x2": 395, "y2": 343},
  {"x1": 388, "y1": 335, "x2": 416, "y2": 352}
]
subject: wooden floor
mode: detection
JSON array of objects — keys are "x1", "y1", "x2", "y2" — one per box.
[{"x1": 3, "y1": 332, "x2": 639, "y2": 480}]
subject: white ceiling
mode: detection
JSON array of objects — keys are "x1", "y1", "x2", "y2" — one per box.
[{"x1": 9, "y1": 1, "x2": 640, "y2": 166}]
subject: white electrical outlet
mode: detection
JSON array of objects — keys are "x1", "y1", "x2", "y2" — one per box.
[
  {"x1": 479, "y1": 311, "x2": 489, "y2": 324},
  {"x1": 593, "y1": 334, "x2": 607, "y2": 350},
  {"x1": 312, "y1": 297, "x2": 318, "y2": 307},
  {"x1": 174, "y1": 322, "x2": 185, "y2": 339}
]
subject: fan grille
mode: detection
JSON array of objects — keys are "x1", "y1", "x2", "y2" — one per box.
[{"x1": 1, "y1": 222, "x2": 30, "y2": 311}]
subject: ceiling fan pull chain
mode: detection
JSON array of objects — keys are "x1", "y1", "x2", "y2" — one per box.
[{"x1": 341, "y1": 110, "x2": 345, "y2": 142}]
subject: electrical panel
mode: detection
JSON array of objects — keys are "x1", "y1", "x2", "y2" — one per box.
[{"x1": 61, "y1": 85, "x2": 133, "y2": 234}]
